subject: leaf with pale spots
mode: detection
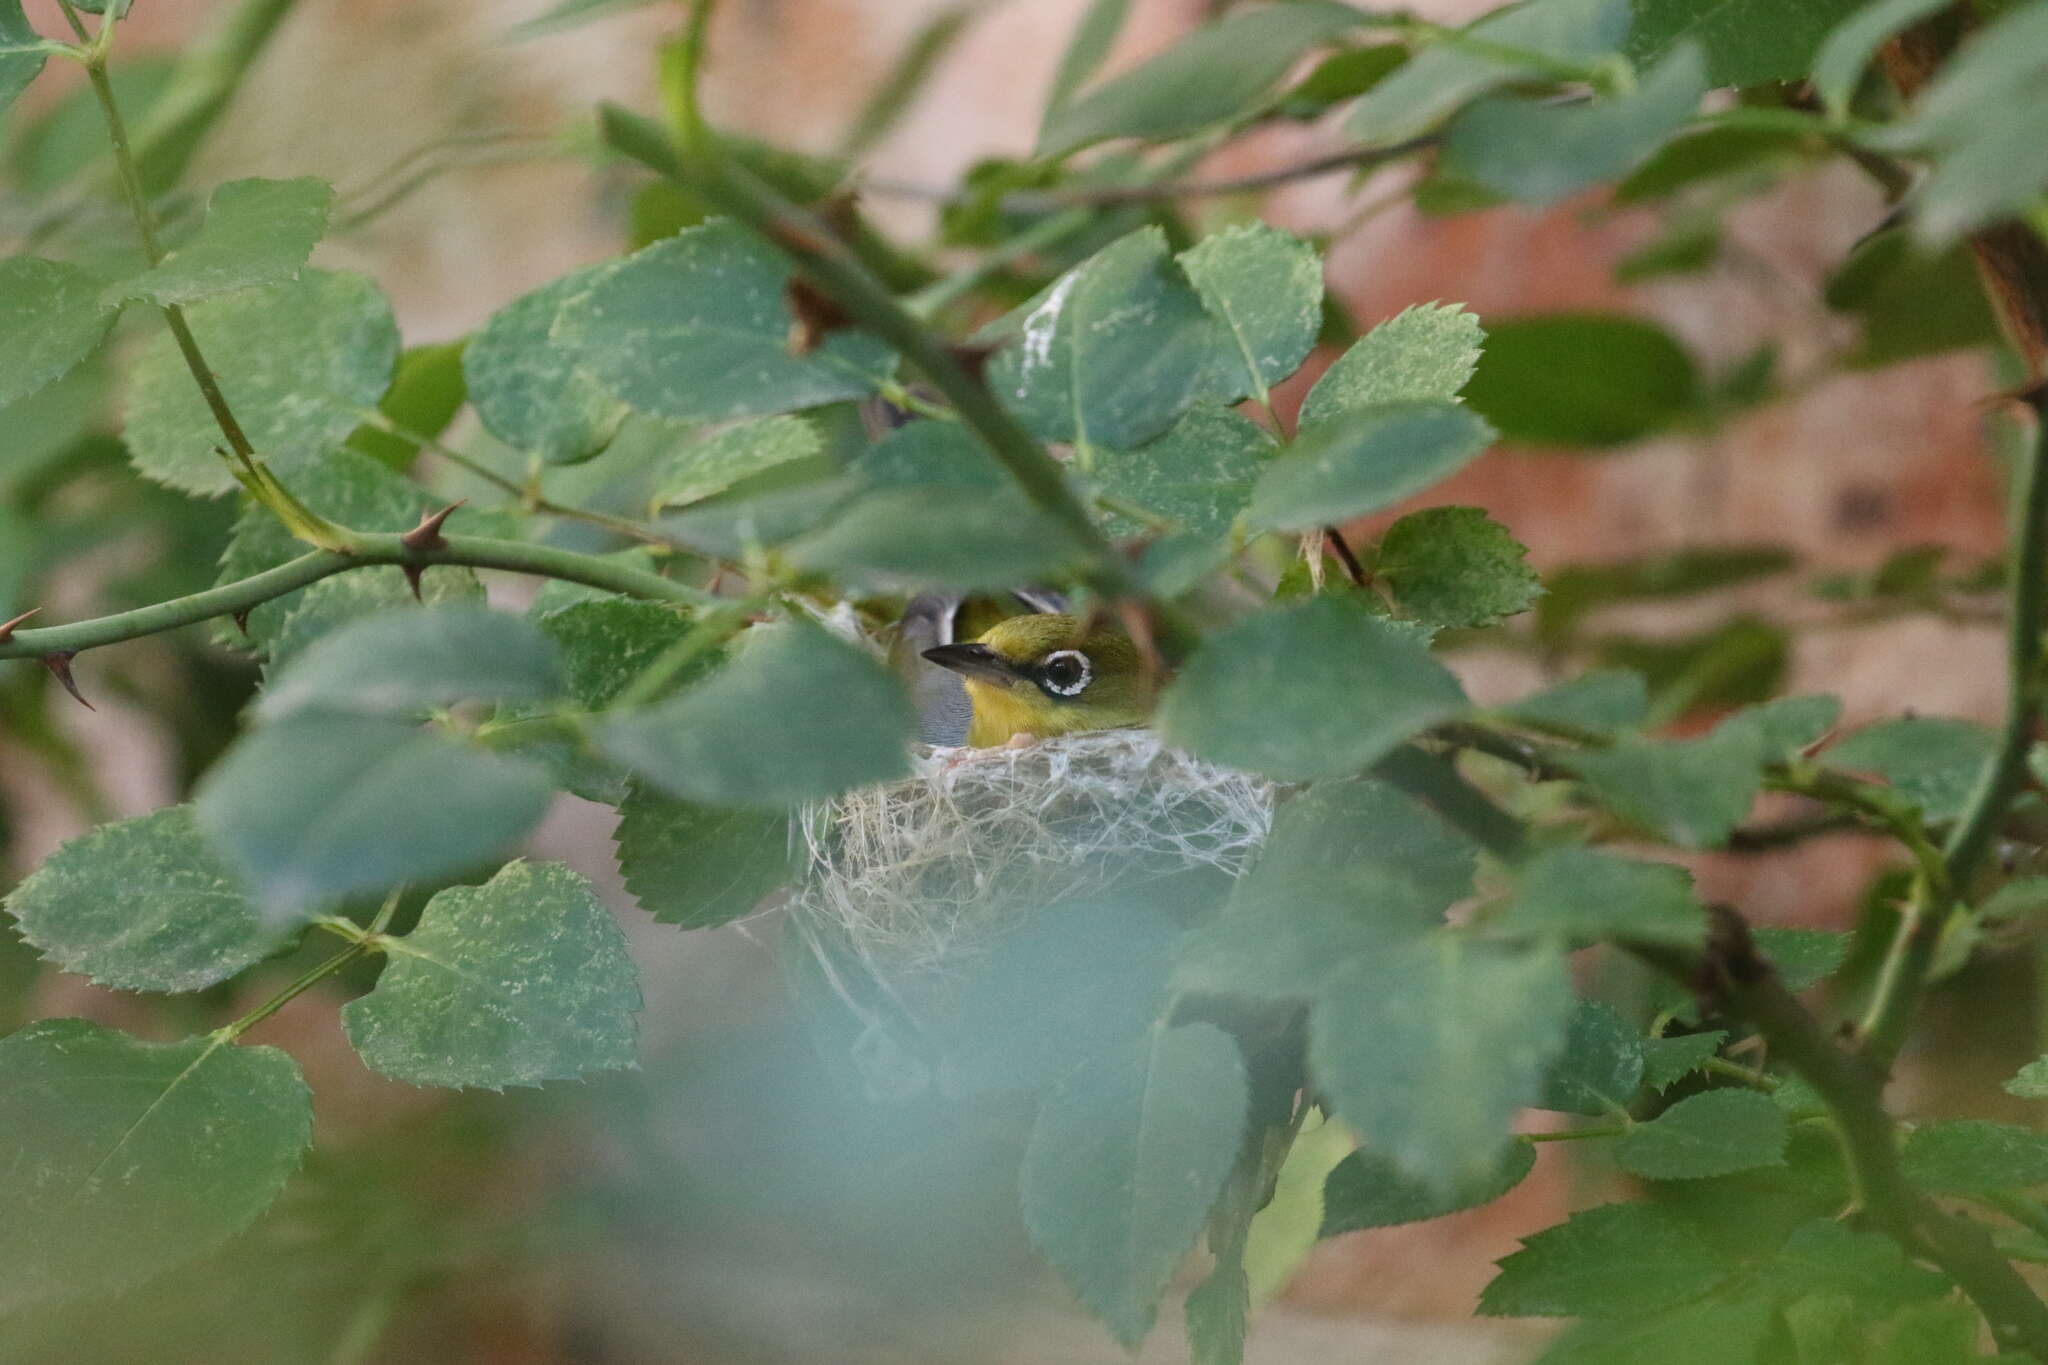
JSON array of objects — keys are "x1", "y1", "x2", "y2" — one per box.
[
  {"x1": 464, "y1": 263, "x2": 627, "y2": 465},
  {"x1": 1177, "y1": 223, "x2": 1324, "y2": 403},
  {"x1": 111, "y1": 177, "x2": 333, "y2": 308},
  {"x1": 343, "y1": 861, "x2": 641, "y2": 1089},
  {"x1": 0, "y1": 257, "x2": 118, "y2": 407},
  {"x1": 123, "y1": 270, "x2": 399, "y2": 495},
  {"x1": 556, "y1": 222, "x2": 894, "y2": 423},
  {"x1": 3, "y1": 805, "x2": 274, "y2": 993},
  {"x1": 983, "y1": 226, "x2": 1243, "y2": 451},
  {"x1": 1298, "y1": 303, "x2": 1484, "y2": 429}
]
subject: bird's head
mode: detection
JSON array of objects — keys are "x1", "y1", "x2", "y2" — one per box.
[{"x1": 921, "y1": 613, "x2": 1155, "y2": 745}]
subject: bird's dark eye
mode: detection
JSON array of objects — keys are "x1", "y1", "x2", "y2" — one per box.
[{"x1": 1038, "y1": 649, "x2": 1092, "y2": 698}]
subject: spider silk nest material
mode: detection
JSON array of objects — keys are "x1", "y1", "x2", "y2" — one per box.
[{"x1": 793, "y1": 728, "x2": 1276, "y2": 987}]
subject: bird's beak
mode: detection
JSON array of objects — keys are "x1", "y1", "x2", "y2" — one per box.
[{"x1": 921, "y1": 642, "x2": 1018, "y2": 685}]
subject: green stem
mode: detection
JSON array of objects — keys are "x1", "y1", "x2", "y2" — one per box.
[
  {"x1": 356, "y1": 409, "x2": 693, "y2": 553},
  {"x1": 221, "y1": 939, "x2": 369, "y2": 1039},
  {"x1": 1865, "y1": 400, "x2": 2048, "y2": 1068},
  {"x1": 76, "y1": 8, "x2": 273, "y2": 482},
  {"x1": 906, "y1": 207, "x2": 1094, "y2": 317},
  {"x1": 1700, "y1": 1056, "x2": 1781, "y2": 1091},
  {"x1": 0, "y1": 532, "x2": 708, "y2": 662},
  {"x1": 1770, "y1": 766, "x2": 1949, "y2": 896},
  {"x1": 1523, "y1": 1123, "x2": 1631, "y2": 1143}
]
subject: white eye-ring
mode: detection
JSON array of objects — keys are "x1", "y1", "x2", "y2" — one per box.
[{"x1": 1039, "y1": 649, "x2": 1092, "y2": 697}]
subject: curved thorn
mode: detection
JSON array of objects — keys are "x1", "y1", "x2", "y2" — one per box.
[
  {"x1": 41, "y1": 652, "x2": 95, "y2": 711},
  {"x1": 400, "y1": 500, "x2": 465, "y2": 553},
  {"x1": 0, "y1": 607, "x2": 42, "y2": 644}
]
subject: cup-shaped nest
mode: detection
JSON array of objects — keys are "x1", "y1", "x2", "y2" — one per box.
[{"x1": 792, "y1": 729, "x2": 1276, "y2": 987}]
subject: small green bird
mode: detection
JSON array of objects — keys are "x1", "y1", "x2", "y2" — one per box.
[{"x1": 922, "y1": 613, "x2": 1157, "y2": 748}]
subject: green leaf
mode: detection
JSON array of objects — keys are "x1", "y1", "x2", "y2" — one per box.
[
  {"x1": 1824, "y1": 716, "x2": 1999, "y2": 823},
  {"x1": 1479, "y1": 1202, "x2": 1729, "y2": 1317},
  {"x1": 1348, "y1": 0, "x2": 1632, "y2": 146},
  {"x1": 1093, "y1": 404, "x2": 1273, "y2": 541},
  {"x1": 612, "y1": 781, "x2": 796, "y2": 929},
  {"x1": 1878, "y1": 4, "x2": 2048, "y2": 244},
  {"x1": 342, "y1": 860, "x2": 640, "y2": 1089},
  {"x1": 257, "y1": 604, "x2": 564, "y2": 721},
  {"x1": 1753, "y1": 927, "x2": 1848, "y2": 992},
  {"x1": 1825, "y1": 230, "x2": 2004, "y2": 368},
  {"x1": 1177, "y1": 223, "x2": 1324, "y2": 404},
  {"x1": 1041, "y1": 0, "x2": 1131, "y2": 132},
  {"x1": 1320, "y1": 1140, "x2": 1536, "y2": 1236},
  {"x1": 1247, "y1": 401, "x2": 1496, "y2": 532},
  {"x1": 985, "y1": 226, "x2": 1241, "y2": 451},
  {"x1": 1175, "y1": 776, "x2": 1474, "y2": 999},
  {"x1": 463, "y1": 264, "x2": 627, "y2": 465},
  {"x1": 1733, "y1": 692, "x2": 1840, "y2": 759},
  {"x1": 124, "y1": 270, "x2": 399, "y2": 495},
  {"x1": 1499, "y1": 846, "x2": 1707, "y2": 948},
  {"x1": 1900, "y1": 1119, "x2": 2048, "y2": 1197},
  {"x1": 3, "y1": 806, "x2": 272, "y2": 993},
  {"x1": 939, "y1": 900, "x2": 1185, "y2": 1096},
  {"x1": 0, "y1": 257, "x2": 118, "y2": 407},
  {"x1": 1640, "y1": 1031, "x2": 1725, "y2": 1090},
  {"x1": 1297, "y1": 302, "x2": 1484, "y2": 430},
  {"x1": 1441, "y1": 44, "x2": 1708, "y2": 205},
  {"x1": 1037, "y1": 0, "x2": 1361, "y2": 155},
  {"x1": 557, "y1": 222, "x2": 892, "y2": 424},
  {"x1": 1313, "y1": 935, "x2": 1573, "y2": 1191},
  {"x1": 1624, "y1": 0, "x2": 1867, "y2": 88},
  {"x1": 346, "y1": 340, "x2": 470, "y2": 470},
  {"x1": 263, "y1": 566, "x2": 485, "y2": 677},
  {"x1": 790, "y1": 484, "x2": 1081, "y2": 592},
  {"x1": 1463, "y1": 312, "x2": 1700, "y2": 447},
  {"x1": 1501, "y1": 670, "x2": 1649, "y2": 734},
  {"x1": 537, "y1": 598, "x2": 694, "y2": 708},
  {"x1": 111, "y1": 178, "x2": 333, "y2": 308},
  {"x1": 1279, "y1": 44, "x2": 1409, "y2": 119},
  {"x1": 1813, "y1": 0, "x2": 1952, "y2": 117},
  {"x1": 194, "y1": 713, "x2": 555, "y2": 920},
  {"x1": 650, "y1": 414, "x2": 822, "y2": 509},
  {"x1": 849, "y1": 415, "x2": 1007, "y2": 490},
  {"x1": 0, "y1": 0, "x2": 48, "y2": 118},
  {"x1": 600, "y1": 621, "x2": 912, "y2": 807},
  {"x1": 1541, "y1": 1001, "x2": 1645, "y2": 1115},
  {"x1": 0, "y1": 1019, "x2": 311, "y2": 1312},
  {"x1": 1768, "y1": 1220, "x2": 1950, "y2": 1304},
  {"x1": 1374, "y1": 505, "x2": 1541, "y2": 629},
  {"x1": 1566, "y1": 711, "x2": 1771, "y2": 847},
  {"x1": 1538, "y1": 545, "x2": 1792, "y2": 644},
  {"x1": 1615, "y1": 123, "x2": 1812, "y2": 202},
  {"x1": 215, "y1": 449, "x2": 437, "y2": 649},
  {"x1": 1020, "y1": 1022, "x2": 1248, "y2": 1349},
  {"x1": 1159, "y1": 596, "x2": 1468, "y2": 781},
  {"x1": 1871, "y1": 1301, "x2": 1980, "y2": 1365},
  {"x1": 1532, "y1": 1297, "x2": 1775, "y2": 1365},
  {"x1": 2006, "y1": 1057, "x2": 2048, "y2": 1100},
  {"x1": 1617, "y1": 1089, "x2": 1788, "y2": 1179}
]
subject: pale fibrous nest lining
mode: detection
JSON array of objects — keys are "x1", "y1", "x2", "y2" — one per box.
[{"x1": 793, "y1": 729, "x2": 1277, "y2": 986}]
